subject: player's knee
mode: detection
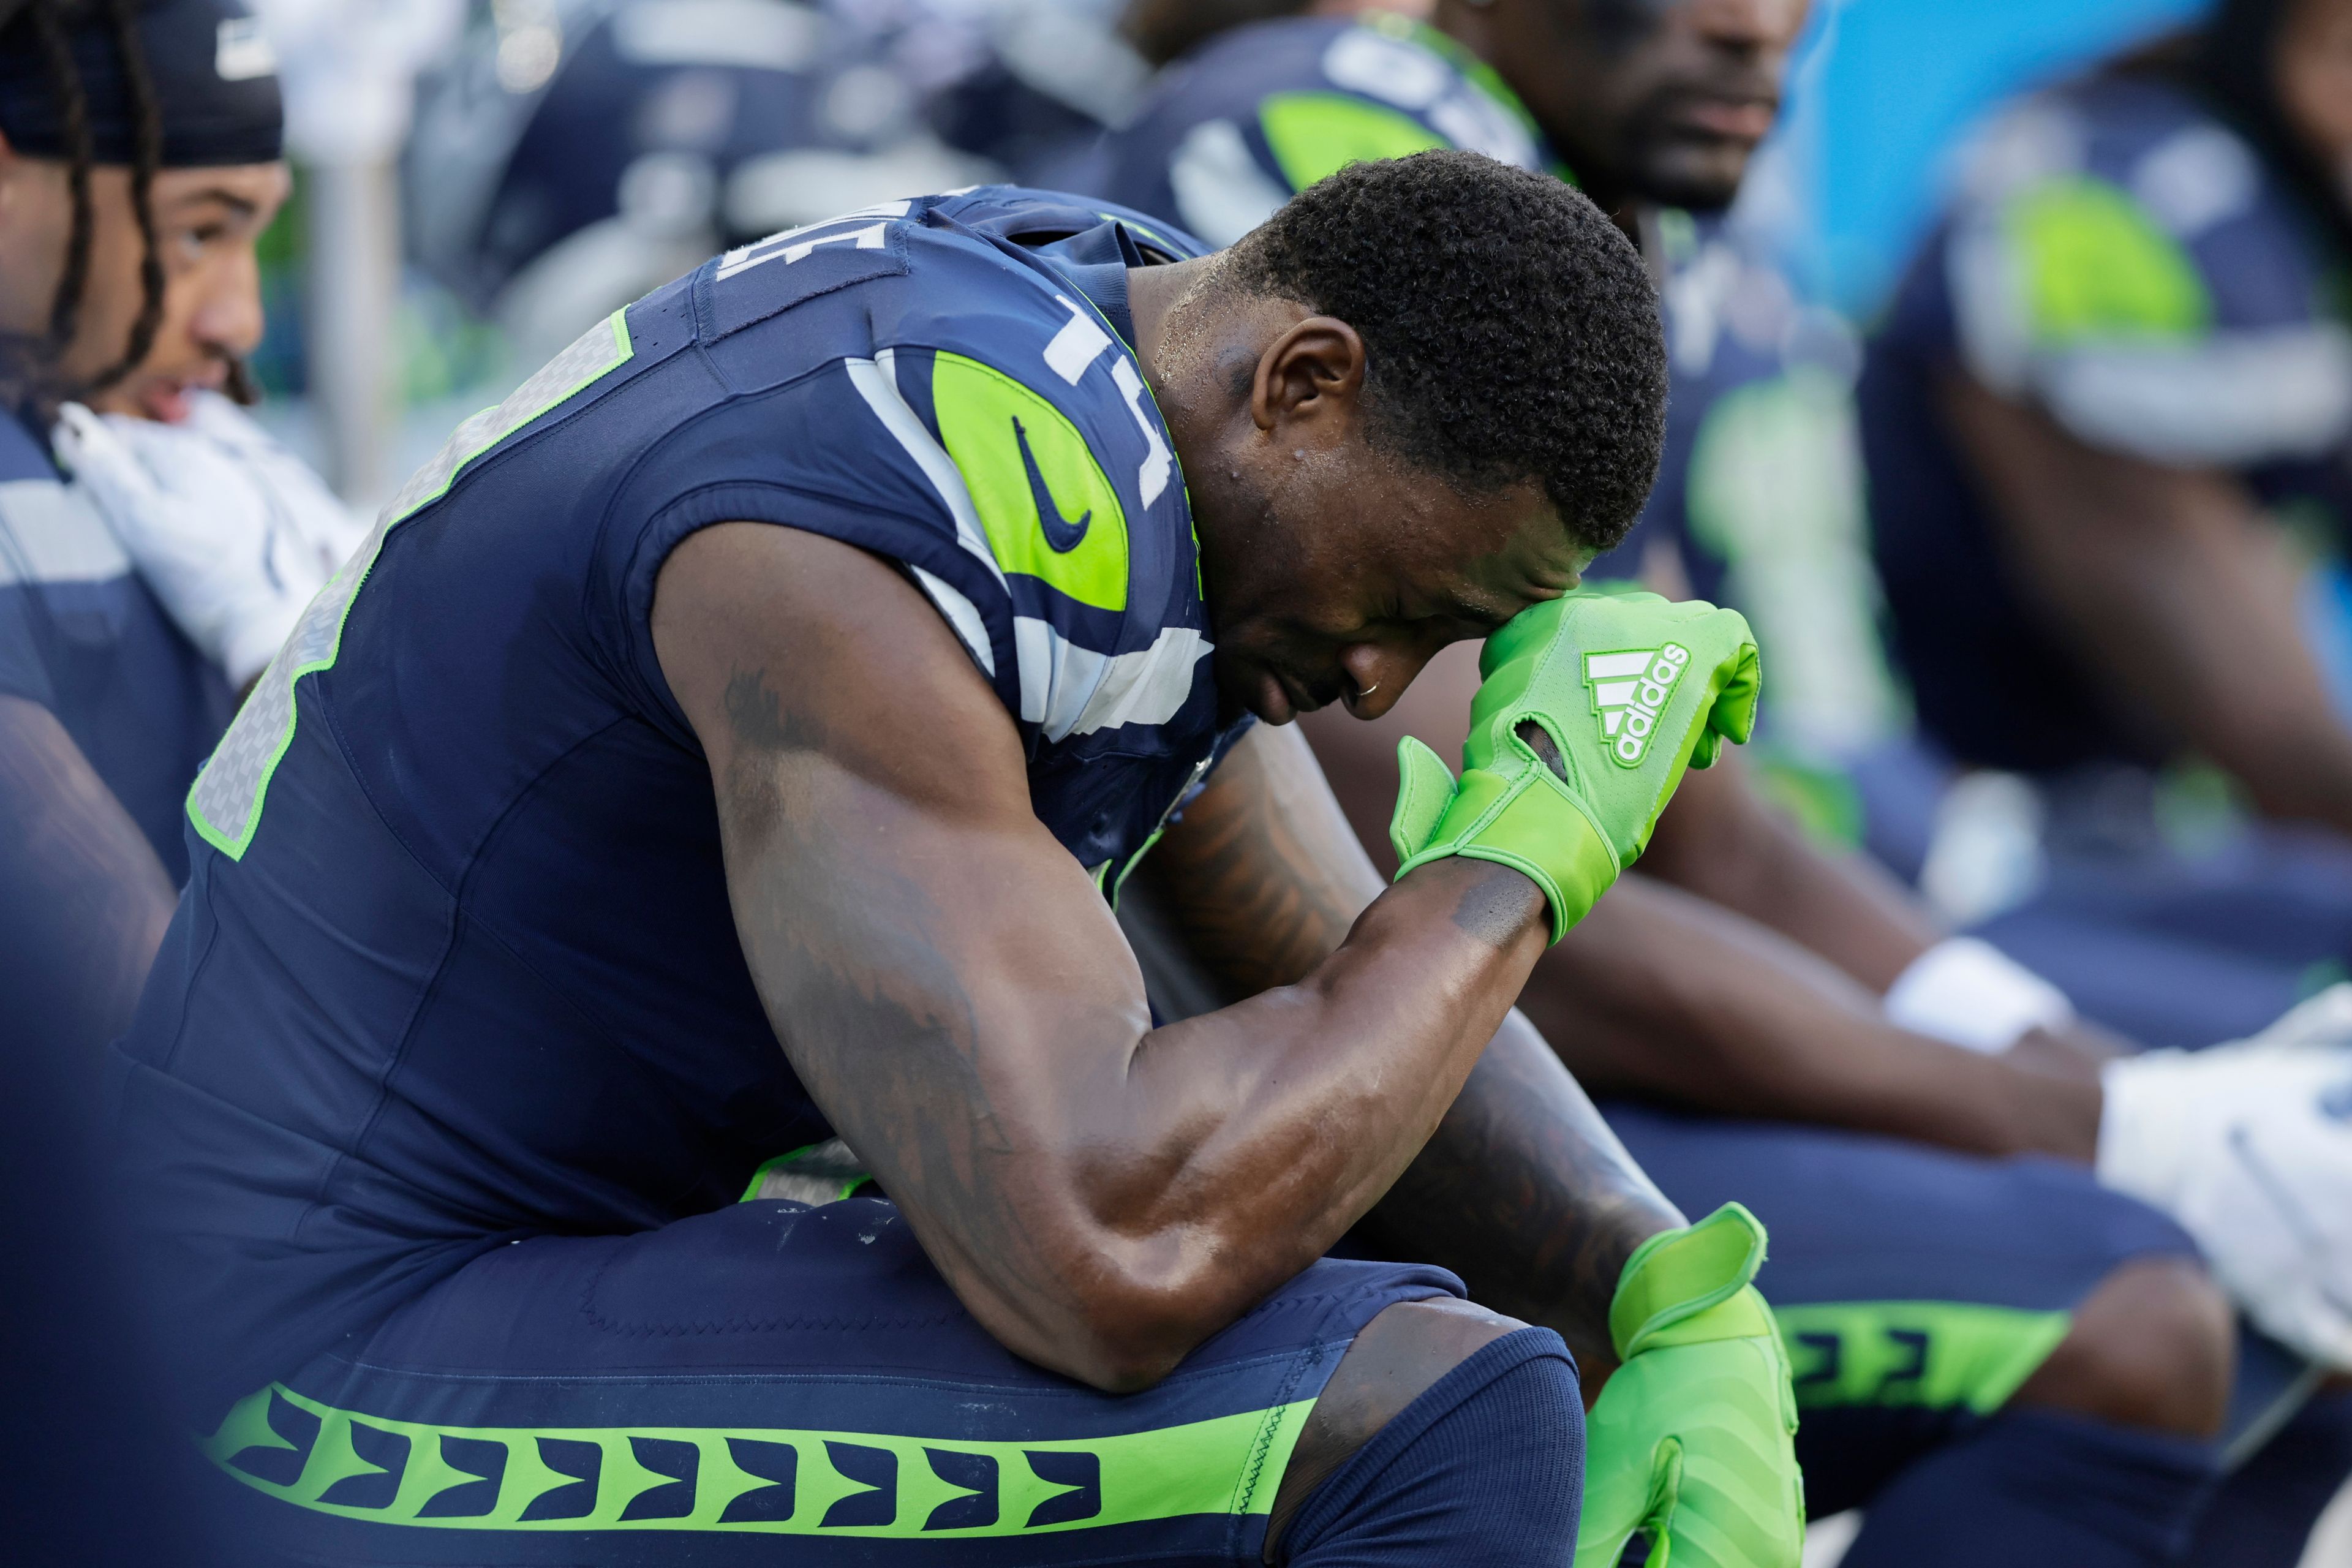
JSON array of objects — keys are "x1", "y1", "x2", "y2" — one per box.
[
  {"x1": 2015, "y1": 1256, "x2": 2234, "y2": 1440},
  {"x1": 1266, "y1": 1298, "x2": 1557, "y2": 1560}
]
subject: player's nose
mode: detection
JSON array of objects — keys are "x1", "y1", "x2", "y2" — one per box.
[
  {"x1": 189, "y1": 249, "x2": 267, "y2": 361},
  {"x1": 1338, "y1": 642, "x2": 1433, "y2": 721}
]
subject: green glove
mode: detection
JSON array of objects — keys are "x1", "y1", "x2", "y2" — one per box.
[
  {"x1": 1389, "y1": 587, "x2": 1760, "y2": 941},
  {"x1": 1577, "y1": 1204, "x2": 1804, "y2": 1568}
]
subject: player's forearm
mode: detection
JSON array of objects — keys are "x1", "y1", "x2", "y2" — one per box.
[
  {"x1": 1525, "y1": 877, "x2": 2101, "y2": 1160},
  {"x1": 1638, "y1": 758, "x2": 1936, "y2": 992},
  {"x1": 777, "y1": 840, "x2": 1553, "y2": 1394},
  {"x1": 2167, "y1": 692, "x2": 2352, "y2": 837},
  {"x1": 1134, "y1": 725, "x2": 1683, "y2": 1374},
  {"x1": 1355, "y1": 1011, "x2": 1683, "y2": 1373},
  {"x1": 1041, "y1": 856, "x2": 1553, "y2": 1385}
]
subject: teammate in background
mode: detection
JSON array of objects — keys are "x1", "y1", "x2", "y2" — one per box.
[
  {"x1": 0, "y1": 0, "x2": 353, "y2": 1061},
  {"x1": 0, "y1": 4, "x2": 322, "y2": 1555},
  {"x1": 1089, "y1": 4, "x2": 2352, "y2": 1564},
  {"x1": 407, "y1": 0, "x2": 1154, "y2": 370},
  {"x1": 1861, "y1": 0, "x2": 2352, "y2": 1034},
  {"x1": 115, "y1": 159, "x2": 1804, "y2": 1567}
]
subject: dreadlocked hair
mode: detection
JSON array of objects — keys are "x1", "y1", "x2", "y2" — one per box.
[
  {"x1": 18, "y1": 0, "x2": 94, "y2": 390},
  {"x1": 0, "y1": 0, "x2": 164, "y2": 414},
  {"x1": 0, "y1": 0, "x2": 99, "y2": 416},
  {"x1": 86, "y1": 0, "x2": 161, "y2": 393}
]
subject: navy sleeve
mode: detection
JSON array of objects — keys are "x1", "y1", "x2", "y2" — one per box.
[
  {"x1": 0, "y1": 588, "x2": 58, "y2": 708},
  {"x1": 606, "y1": 357, "x2": 1014, "y2": 743},
  {"x1": 0, "y1": 695, "x2": 173, "y2": 1057}
]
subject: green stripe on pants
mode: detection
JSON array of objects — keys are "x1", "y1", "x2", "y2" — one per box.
[
  {"x1": 1775, "y1": 1301, "x2": 2073, "y2": 1415},
  {"x1": 204, "y1": 1383, "x2": 1316, "y2": 1537}
]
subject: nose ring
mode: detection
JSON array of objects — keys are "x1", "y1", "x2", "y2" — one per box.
[{"x1": 1357, "y1": 682, "x2": 1380, "y2": 698}]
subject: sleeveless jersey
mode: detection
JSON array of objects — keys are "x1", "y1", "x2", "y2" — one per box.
[
  {"x1": 0, "y1": 410, "x2": 232, "y2": 882},
  {"x1": 1861, "y1": 76, "x2": 2352, "y2": 773},
  {"x1": 113, "y1": 188, "x2": 1233, "y2": 1410}
]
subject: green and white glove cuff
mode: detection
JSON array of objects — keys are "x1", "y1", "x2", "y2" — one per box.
[{"x1": 1387, "y1": 735, "x2": 1620, "y2": 944}]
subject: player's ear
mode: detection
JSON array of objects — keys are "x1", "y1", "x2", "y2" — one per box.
[{"x1": 1248, "y1": 315, "x2": 1367, "y2": 437}]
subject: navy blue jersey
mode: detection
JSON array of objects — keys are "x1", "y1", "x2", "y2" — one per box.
[
  {"x1": 1084, "y1": 13, "x2": 1550, "y2": 249},
  {"x1": 1861, "y1": 76, "x2": 2352, "y2": 773},
  {"x1": 0, "y1": 411, "x2": 232, "y2": 880},
  {"x1": 116, "y1": 187, "x2": 1237, "y2": 1409}
]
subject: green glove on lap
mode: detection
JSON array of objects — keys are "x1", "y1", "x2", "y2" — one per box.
[
  {"x1": 1577, "y1": 1203, "x2": 1805, "y2": 1568},
  {"x1": 1389, "y1": 586, "x2": 1760, "y2": 940}
]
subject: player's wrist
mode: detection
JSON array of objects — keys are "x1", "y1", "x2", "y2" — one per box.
[
  {"x1": 1378, "y1": 850, "x2": 1553, "y2": 953},
  {"x1": 1883, "y1": 936, "x2": 2075, "y2": 1054},
  {"x1": 1391, "y1": 745, "x2": 1619, "y2": 943},
  {"x1": 1992, "y1": 1051, "x2": 2105, "y2": 1163}
]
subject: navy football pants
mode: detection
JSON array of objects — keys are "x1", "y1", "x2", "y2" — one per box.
[{"x1": 198, "y1": 1197, "x2": 1476, "y2": 1566}]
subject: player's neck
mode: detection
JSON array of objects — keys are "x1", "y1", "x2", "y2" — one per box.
[{"x1": 1125, "y1": 254, "x2": 1221, "y2": 380}]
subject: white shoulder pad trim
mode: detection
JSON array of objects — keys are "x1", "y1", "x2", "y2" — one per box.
[
  {"x1": 849, "y1": 352, "x2": 1007, "y2": 591},
  {"x1": 1170, "y1": 119, "x2": 1291, "y2": 249},
  {"x1": 2039, "y1": 326, "x2": 2352, "y2": 467},
  {"x1": 1017, "y1": 617, "x2": 1210, "y2": 741},
  {"x1": 0, "y1": 478, "x2": 130, "y2": 587}
]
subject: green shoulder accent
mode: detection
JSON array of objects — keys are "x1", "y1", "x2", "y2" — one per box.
[
  {"x1": 2005, "y1": 176, "x2": 2211, "y2": 344},
  {"x1": 1749, "y1": 752, "x2": 1867, "y2": 850},
  {"x1": 740, "y1": 1140, "x2": 872, "y2": 1204},
  {"x1": 1257, "y1": 91, "x2": 1447, "y2": 193},
  {"x1": 1774, "y1": 1300, "x2": 2073, "y2": 1415},
  {"x1": 186, "y1": 309, "x2": 635, "y2": 861},
  {"x1": 932, "y1": 351, "x2": 1129, "y2": 612},
  {"x1": 203, "y1": 1382, "x2": 1316, "y2": 1537}
]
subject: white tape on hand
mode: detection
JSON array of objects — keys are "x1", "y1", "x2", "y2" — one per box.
[
  {"x1": 1883, "y1": 936, "x2": 2076, "y2": 1054},
  {"x1": 2098, "y1": 1005, "x2": 2352, "y2": 1371}
]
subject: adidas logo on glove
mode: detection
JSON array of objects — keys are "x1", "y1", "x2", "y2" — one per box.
[{"x1": 1585, "y1": 645, "x2": 1692, "y2": 767}]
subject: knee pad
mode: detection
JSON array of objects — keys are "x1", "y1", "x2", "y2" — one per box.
[{"x1": 1283, "y1": 1327, "x2": 1583, "y2": 1567}]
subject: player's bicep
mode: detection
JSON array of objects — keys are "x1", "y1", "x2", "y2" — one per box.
[{"x1": 649, "y1": 522, "x2": 1150, "y2": 1177}]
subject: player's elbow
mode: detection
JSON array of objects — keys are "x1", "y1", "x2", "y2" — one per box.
[
  {"x1": 1035, "y1": 1273, "x2": 1237, "y2": 1393},
  {"x1": 985, "y1": 1235, "x2": 1250, "y2": 1393}
]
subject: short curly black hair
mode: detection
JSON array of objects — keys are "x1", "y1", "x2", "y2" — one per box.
[{"x1": 1224, "y1": 149, "x2": 1667, "y2": 555}]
